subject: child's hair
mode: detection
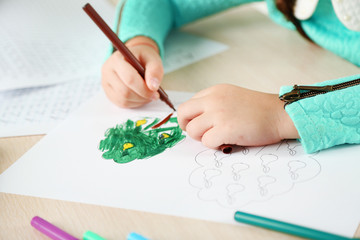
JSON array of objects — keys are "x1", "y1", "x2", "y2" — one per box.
[{"x1": 275, "y1": 0, "x2": 313, "y2": 42}]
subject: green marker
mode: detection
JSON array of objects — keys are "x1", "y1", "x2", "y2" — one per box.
[
  {"x1": 234, "y1": 211, "x2": 359, "y2": 240},
  {"x1": 83, "y1": 230, "x2": 106, "y2": 240}
]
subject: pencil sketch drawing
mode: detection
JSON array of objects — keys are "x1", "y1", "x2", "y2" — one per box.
[{"x1": 189, "y1": 140, "x2": 321, "y2": 208}]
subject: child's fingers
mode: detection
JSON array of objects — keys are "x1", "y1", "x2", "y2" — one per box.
[
  {"x1": 102, "y1": 63, "x2": 147, "y2": 102},
  {"x1": 141, "y1": 51, "x2": 164, "y2": 91},
  {"x1": 110, "y1": 51, "x2": 154, "y2": 99},
  {"x1": 145, "y1": 60, "x2": 163, "y2": 91},
  {"x1": 102, "y1": 80, "x2": 128, "y2": 107},
  {"x1": 177, "y1": 98, "x2": 205, "y2": 130},
  {"x1": 201, "y1": 126, "x2": 227, "y2": 150},
  {"x1": 102, "y1": 70, "x2": 151, "y2": 108},
  {"x1": 184, "y1": 113, "x2": 213, "y2": 141},
  {"x1": 105, "y1": 85, "x2": 151, "y2": 108},
  {"x1": 112, "y1": 58, "x2": 157, "y2": 100},
  {"x1": 108, "y1": 70, "x2": 150, "y2": 102}
]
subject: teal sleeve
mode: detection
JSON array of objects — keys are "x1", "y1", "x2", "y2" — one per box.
[
  {"x1": 265, "y1": 0, "x2": 360, "y2": 67},
  {"x1": 117, "y1": 0, "x2": 261, "y2": 57},
  {"x1": 280, "y1": 74, "x2": 360, "y2": 153}
]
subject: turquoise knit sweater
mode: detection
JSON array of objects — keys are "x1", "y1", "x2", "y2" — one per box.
[{"x1": 115, "y1": 0, "x2": 360, "y2": 153}]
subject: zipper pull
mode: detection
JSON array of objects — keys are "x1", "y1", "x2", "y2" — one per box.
[
  {"x1": 279, "y1": 88, "x2": 301, "y2": 104},
  {"x1": 280, "y1": 84, "x2": 333, "y2": 105}
]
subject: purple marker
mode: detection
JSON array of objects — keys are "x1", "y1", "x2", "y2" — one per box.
[{"x1": 31, "y1": 216, "x2": 79, "y2": 240}]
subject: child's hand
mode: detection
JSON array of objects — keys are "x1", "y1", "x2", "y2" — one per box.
[
  {"x1": 101, "y1": 36, "x2": 163, "y2": 108},
  {"x1": 177, "y1": 84, "x2": 299, "y2": 149}
]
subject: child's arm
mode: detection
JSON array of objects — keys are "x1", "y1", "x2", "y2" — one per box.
[
  {"x1": 178, "y1": 74, "x2": 360, "y2": 153},
  {"x1": 118, "y1": 0, "x2": 256, "y2": 56},
  {"x1": 103, "y1": 0, "x2": 256, "y2": 108}
]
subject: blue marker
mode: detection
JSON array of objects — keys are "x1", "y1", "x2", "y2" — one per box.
[{"x1": 127, "y1": 232, "x2": 150, "y2": 240}]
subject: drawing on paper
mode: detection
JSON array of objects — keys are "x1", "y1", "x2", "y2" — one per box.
[
  {"x1": 99, "y1": 117, "x2": 185, "y2": 164},
  {"x1": 189, "y1": 140, "x2": 321, "y2": 208}
]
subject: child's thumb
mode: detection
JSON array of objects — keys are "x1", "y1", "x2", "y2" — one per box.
[{"x1": 145, "y1": 59, "x2": 164, "y2": 92}]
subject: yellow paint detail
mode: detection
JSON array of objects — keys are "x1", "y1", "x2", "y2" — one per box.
[
  {"x1": 123, "y1": 143, "x2": 134, "y2": 150},
  {"x1": 161, "y1": 133, "x2": 170, "y2": 139},
  {"x1": 136, "y1": 119, "x2": 147, "y2": 127}
]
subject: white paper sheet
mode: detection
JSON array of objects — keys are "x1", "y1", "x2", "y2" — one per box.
[
  {"x1": 0, "y1": 76, "x2": 101, "y2": 137},
  {"x1": 163, "y1": 31, "x2": 228, "y2": 73},
  {"x1": 0, "y1": 0, "x2": 114, "y2": 91},
  {"x1": 0, "y1": 32, "x2": 228, "y2": 137},
  {"x1": 1, "y1": 90, "x2": 359, "y2": 238}
]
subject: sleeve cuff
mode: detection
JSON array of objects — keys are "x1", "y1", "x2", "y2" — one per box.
[{"x1": 280, "y1": 74, "x2": 360, "y2": 153}]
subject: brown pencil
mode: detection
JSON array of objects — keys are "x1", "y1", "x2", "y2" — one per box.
[{"x1": 83, "y1": 3, "x2": 176, "y2": 111}]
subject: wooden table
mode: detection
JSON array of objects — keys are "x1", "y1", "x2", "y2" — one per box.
[{"x1": 1, "y1": 4, "x2": 359, "y2": 240}]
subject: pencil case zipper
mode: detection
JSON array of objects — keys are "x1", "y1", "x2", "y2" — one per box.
[{"x1": 279, "y1": 77, "x2": 360, "y2": 106}]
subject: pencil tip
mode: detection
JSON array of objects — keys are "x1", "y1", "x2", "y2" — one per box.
[{"x1": 167, "y1": 101, "x2": 176, "y2": 112}]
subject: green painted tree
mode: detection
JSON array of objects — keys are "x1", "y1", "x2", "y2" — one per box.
[{"x1": 99, "y1": 117, "x2": 185, "y2": 163}]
